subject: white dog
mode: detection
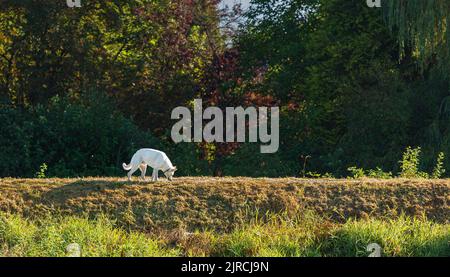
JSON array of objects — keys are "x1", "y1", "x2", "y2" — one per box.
[{"x1": 122, "y1": 148, "x2": 177, "y2": 181}]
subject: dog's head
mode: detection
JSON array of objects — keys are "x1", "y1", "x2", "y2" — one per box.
[{"x1": 164, "y1": 166, "x2": 177, "y2": 181}]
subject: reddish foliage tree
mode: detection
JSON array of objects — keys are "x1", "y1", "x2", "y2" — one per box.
[{"x1": 200, "y1": 48, "x2": 277, "y2": 176}]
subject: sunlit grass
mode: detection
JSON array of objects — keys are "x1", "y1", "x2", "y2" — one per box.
[
  {"x1": 0, "y1": 213, "x2": 178, "y2": 257},
  {"x1": 323, "y1": 216, "x2": 450, "y2": 257},
  {"x1": 3, "y1": 212, "x2": 446, "y2": 257},
  {"x1": 204, "y1": 214, "x2": 449, "y2": 257}
]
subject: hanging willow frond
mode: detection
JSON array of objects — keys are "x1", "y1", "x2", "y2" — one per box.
[{"x1": 383, "y1": 0, "x2": 450, "y2": 71}]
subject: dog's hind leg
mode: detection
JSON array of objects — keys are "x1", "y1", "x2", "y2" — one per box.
[
  {"x1": 127, "y1": 164, "x2": 139, "y2": 181},
  {"x1": 139, "y1": 164, "x2": 147, "y2": 181}
]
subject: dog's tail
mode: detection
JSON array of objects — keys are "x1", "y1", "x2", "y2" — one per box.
[{"x1": 122, "y1": 163, "x2": 132, "y2": 171}]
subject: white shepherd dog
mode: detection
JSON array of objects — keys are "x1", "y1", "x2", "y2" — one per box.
[{"x1": 123, "y1": 149, "x2": 177, "y2": 181}]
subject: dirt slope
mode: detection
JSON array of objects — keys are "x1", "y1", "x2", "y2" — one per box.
[{"x1": 0, "y1": 177, "x2": 448, "y2": 232}]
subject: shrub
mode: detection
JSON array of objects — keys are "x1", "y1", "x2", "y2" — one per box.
[
  {"x1": 399, "y1": 147, "x2": 422, "y2": 178},
  {"x1": 35, "y1": 163, "x2": 48, "y2": 179},
  {"x1": 432, "y1": 152, "x2": 445, "y2": 179},
  {"x1": 367, "y1": 167, "x2": 393, "y2": 179},
  {"x1": 398, "y1": 147, "x2": 431, "y2": 178},
  {"x1": 347, "y1": 166, "x2": 392, "y2": 179},
  {"x1": 0, "y1": 107, "x2": 33, "y2": 177},
  {"x1": 0, "y1": 93, "x2": 161, "y2": 177},
  {"x1": 347, "y1": 166, "x2": 366, "y2": 179},
  {"x1": 398, "y1": 147, "x2": 446, "y2": 179}
]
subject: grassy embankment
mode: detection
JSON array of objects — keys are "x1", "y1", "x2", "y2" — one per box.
[{"x1": 0, "y1": 177, "x2": 448, "y2": 257}]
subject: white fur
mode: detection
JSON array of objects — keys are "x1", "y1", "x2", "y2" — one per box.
[{"x1": 122, "y1": 149, "x2": 177, "y2": 181}]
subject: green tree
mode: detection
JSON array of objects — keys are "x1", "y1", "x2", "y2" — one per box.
[
  {"x1": 383, "y1": 0, "x2": 450, "y2": 71},
  {"x1": 236, "y1": 0, "x2": 416, "y2": 175}
]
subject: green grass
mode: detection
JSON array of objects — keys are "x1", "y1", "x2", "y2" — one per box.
[
  {"x1": 209, "y1": 212, "x2": 324, "y2": 257},
  {"x1": 0, "y1": 213, "x2": 178, "y2": 257},
  {"x1": 206, "y1": 214, "x2": 450, "y2": 257},
  {"x1": 1, "y1": 212, "x2": 448, "y2": 257},
  {"x1": 321, "y1": 217, "x2": 450, "y2": 257}
]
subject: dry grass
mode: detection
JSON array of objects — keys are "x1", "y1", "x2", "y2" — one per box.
[{"x1": 0, "y1": 177, "x2": 448, "y2": 232}]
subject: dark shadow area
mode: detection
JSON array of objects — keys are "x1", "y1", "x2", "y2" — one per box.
[{"x1": 40, "y1": 179, "x2": 148, "y2": 204}]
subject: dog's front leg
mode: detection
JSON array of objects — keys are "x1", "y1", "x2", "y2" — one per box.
[{"x1": 152, "y1": 168, "x2": 157, "y2": 182}]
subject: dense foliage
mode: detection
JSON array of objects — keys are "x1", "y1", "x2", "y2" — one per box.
[
  {"x1": 383, "y1": 0, "x2": 450, "y2": 71},
  {"x1": 1, "y1": 0, "x2": 449, "y2": 177}
]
